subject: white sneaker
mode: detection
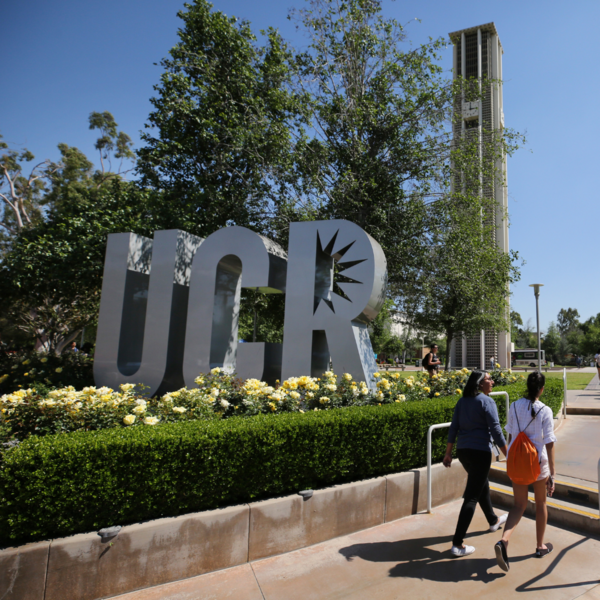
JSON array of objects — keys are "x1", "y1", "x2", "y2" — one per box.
[
  {"x1": 451, "y1": 545, "x2": 475, "y2": 557},
  {"x1": 488, "y1": 513, "x2": 508, "y2": 533}
]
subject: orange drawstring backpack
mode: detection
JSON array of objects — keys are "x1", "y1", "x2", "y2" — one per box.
[{"x1": 507, "y1": 402, "x2": 543, "y2": 486}]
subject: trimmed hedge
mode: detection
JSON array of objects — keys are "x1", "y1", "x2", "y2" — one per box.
[{"x1": 0, "y1": 379, "x2": 563, "y2": 545}]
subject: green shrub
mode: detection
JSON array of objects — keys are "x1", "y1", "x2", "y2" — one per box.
[
  {"x1": 1, "y1": 399, "x2": 458, "y2": 544},
  {"x1": 0, "y1": 378, "x2": 564, "y2": 545},
  {"x1": 0, "y1": 351, "x2": 93, "y2": 395}
]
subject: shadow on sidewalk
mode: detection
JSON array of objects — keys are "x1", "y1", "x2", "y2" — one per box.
[
  {"x1": 515, "y1": 537, "x2": 599, "y2": 593},
  {"x1": 339, "y1": 530, "x2": 548, "y2": 586}
]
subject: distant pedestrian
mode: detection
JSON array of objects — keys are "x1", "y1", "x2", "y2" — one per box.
[
  {"x1": 67, "y1": 341, "x2": 78, "y2": 353},
  {"x1": 444, "y1": 370, "x2": 508, "y2": 557},
  {"x1": 490, "y1": 356, "x2": 496, "y2": 371},
  {"x1": 494, "y1": 371, "x2": 556, "y2": 572},
  {"x1": 423, "y1": 344, "x2": 442, "y2": 376},
  {"x1": 595, "y1": 349, "x2": 600, "y2": 379},
  {"x1": 576, "y1": 355, "x2": 582, "y2": 369}
]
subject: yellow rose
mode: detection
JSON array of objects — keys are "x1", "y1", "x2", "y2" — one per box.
[
  {"x1": 434, "y1": 392, "x2": 440, "y2": 397},
  {"x1": 172, "y1": 406, "x2": 187, "y2": 413},
  {"x1": 210, "y1": 367, "x2": 221, "y2": 375},
  {"x1": 123, "y1": 414, "x2": 136, "y2": 425},
  {"x1": 40, "y1": 357, "x2": 48, "y2": 363},
  {"x1": 132, "y1": 405, "x2": 146, "y2": 414},
  {"x1": 143, "y1": 416, "x2": 159, "y2": 425},
  {"x1": 343, "y1": 373, "x2": 353, "y2": 381},
  {"x1": 319, "y1": 397, "x2": 330, "y2": 404},
  {"x1": 373, "y1": 372, "x2": 381, "y2": 378},
  {"x1": 55, "y1": 367, "x2": 63, "y2": 373},
  {"x1": 455, "y1": 389, "x2": 462, "y2": 395},
  {"x1": 120, "y1": 383, "x2": 136, "y2": 392}
]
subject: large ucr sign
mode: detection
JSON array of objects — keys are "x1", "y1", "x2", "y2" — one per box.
[{"x1": 94, "y1": 220, "x2": 387, "y2": 395}]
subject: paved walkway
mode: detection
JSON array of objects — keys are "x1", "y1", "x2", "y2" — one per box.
[
  {"x1": 114, "y1": 499, "x2": 600, "y2": 600},
  {"x1": 555, "y1": 373, "x2": 600, "y2": 483}
]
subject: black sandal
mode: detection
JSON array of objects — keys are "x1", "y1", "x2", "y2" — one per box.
[
  {"x1": 495, "y1": 540, "x2": 510, "y2": 572},
  {"x1": 535, "y1": 542, "x2": 553, "y2": 557}
]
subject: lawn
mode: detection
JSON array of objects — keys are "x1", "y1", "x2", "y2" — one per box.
[
  {"x1": 542, "y1": 371, "x2": 595, "y2": 391},
  {"x1": 385, "y1": 368, "x2": 595, "y2": 390}
]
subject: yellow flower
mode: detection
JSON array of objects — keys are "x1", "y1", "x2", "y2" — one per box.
[
  {"x1": 434, "y1": 392, "x2": 440, "y2": 397},
  {"x1": 373, "y1": 372, "x2": 381, "y2": 378},
  {"x1": 143, "y1": 416, "x2": 159, "y2": 425},
  {"x1": 120, "y1": 383, "x2": 136, "y2": 392},
  {"x1": 290, "y1": 391, "x2": 301, "y2": 400},
  {"x1": 132, "y1": 405, "x2": 146, "y2": 414},
  {"x1": 210, "y1": 367, "x2": 221, "y2": 375},
  {"x1": 319, "y1": 397, "x2": 330, "y2": 404},
  {"x1": 343, "y1": 373, "x2": 353, "y2": 381},
  {"x1": 495, "y1": 363, "x2": 501, "y2": 369},
  {"x1": 123, "y1": 414, "x2": 136, "y2": 425},
  {"x1": 40, "y1": 357, "x2": 48, "y2": 363},
  {"x1": 23, "y1": 373, "x2": 29, "y2": 377},
  {"x1": 455, "y1": 389, "x2": 462, "y2": 395},
  {"x1": 22, "y1": 359, "x2": 30, "y2": 365},
  {"x1": 55, "y1": 367, "x2": 63, "y2": 373},
  {"x1": 172, "y1": 406, "x2": 187, "y2": 413},
  {"x1": 423, "y1": 387, "x2": 430, "y2": 393}
]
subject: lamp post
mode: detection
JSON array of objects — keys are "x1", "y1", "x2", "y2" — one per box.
[{"x1": 529, "y1": 284, "x2": 544, "y2": 372}]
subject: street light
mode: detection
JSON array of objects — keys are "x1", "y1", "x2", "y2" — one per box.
[{"x1": 529, "y1": 284, "x2": 544, "y2": 372}]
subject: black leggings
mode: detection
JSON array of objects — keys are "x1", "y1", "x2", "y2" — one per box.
[{"x1": 452, "y1": 448, "x2": 498, "y2": 547}]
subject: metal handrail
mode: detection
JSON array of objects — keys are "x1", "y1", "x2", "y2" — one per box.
[
  {"x1": 490, "y1": 391, "x2": 509, "y2": 426},
  {"x1": 427, "y1": 422, "x2": 451, "y2": 514},
  {"x1": 563, "y1": 367, "x2": 567, "y2": 418}
]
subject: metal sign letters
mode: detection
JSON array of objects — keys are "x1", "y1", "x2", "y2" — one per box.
[{"x1": 94, "y1": 220, "x2": 387, "y2": 394}]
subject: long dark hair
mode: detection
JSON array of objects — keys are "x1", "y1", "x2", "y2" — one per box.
[
  {"x1": 463, "y1": 370, "x2": 487, "y2": 397},
  {"x1": 526, "y1": 371, "x2": 545, "y2": 401}
]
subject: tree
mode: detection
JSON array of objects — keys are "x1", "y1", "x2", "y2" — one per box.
[
  {"x1": 287, "y1": 0, "x2": 455, "y2": 289},
  {"x1": 137, "y1": 0, "x2": 300, "y2": 240},
  {"x1": 0, "y1": 180, "x2": 164, "y2": 353},
  {"x1": 0, "y1": 135, "x2": 60, "y2": 245},
  {"x1": 511, "y1": 311, "x2": 523, "y2": 344},
  {"x1": 403, "y1": 204, "x2": 520, "y2": 368},
  {"x1": 557, "y1": 308, "x2": 580, "y2": 336},
  {"x1": 368, "y1": 300, "x2": 404, "y2": 358},
  {"x1": 88, "y1": 111, "x2": 135, "y2": 184},
  {"x1": 542, "y1": 322, "x2": 560, "y2": 363}
]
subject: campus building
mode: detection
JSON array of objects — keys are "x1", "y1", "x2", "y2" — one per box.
[{"x1": 448, "y1": 23, "x2": 511, "y2": 369}]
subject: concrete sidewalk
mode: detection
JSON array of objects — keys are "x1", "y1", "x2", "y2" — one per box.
[{"x1": 113, "y1": 499, "x2": 600, "y2": 600}]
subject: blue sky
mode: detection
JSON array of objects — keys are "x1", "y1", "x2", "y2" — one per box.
[{"x1": 2, "y1": 0, "x2": 598, "y2": 333}]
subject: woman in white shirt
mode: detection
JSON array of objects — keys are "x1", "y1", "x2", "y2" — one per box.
[{"x1": 494, "y1": 372, "x2": 557, "y2": 572}]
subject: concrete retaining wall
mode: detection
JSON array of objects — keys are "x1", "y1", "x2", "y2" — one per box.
[{"x1": 0, "y1": 463, "x2": 467, "y2": 600}]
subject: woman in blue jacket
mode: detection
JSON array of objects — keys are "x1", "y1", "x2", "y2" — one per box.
[{"x1": 443, "y1": 370, "x2": 508, "y2": 557}]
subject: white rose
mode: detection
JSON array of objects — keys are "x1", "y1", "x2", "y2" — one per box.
[
  {"x1": 123, "y1": 414, "x2": 136, "y2": 425},
  {"x1": 220, "y1": 399, "x2": 230, "y2": 408}
]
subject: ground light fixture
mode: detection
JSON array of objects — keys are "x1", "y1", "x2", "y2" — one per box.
[{"x1": 529, "y1": 284, "x2": 544, "y2": 372}]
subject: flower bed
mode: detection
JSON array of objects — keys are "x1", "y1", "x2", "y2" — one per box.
[
  {"x1": 0, "y1": 367, "x2": 524, "y2": 442},
  {"x1": 0, "y1": 376, "x2": 563, "y2": 545}
]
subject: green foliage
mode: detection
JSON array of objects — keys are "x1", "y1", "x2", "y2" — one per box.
[
  {"x1": 137, "y1": 0, "x2": 299, "y2": 240},
  {"x1": 557, "y1": 307, "x2": 580, "y2": 335},
  {"x1": 0, "y1": 377, "x2": 564, "y2": 545},
  {"x1": 0, "y1": 399, "x2": 455, "y2": 544},
  {"x1": 0, "y1": 351, "x2": 94, "y2": 396},
  {"x1": 0, "y1": 180, "x2": 164, "y2": 352}
]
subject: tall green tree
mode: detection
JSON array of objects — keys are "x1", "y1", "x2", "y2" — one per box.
[
  {"x1": 137, "y1": 0, "x2": 300, "y2": 239},
  {"x1": 557, "y1": 307, "x2": 580, "y2": 336}
]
